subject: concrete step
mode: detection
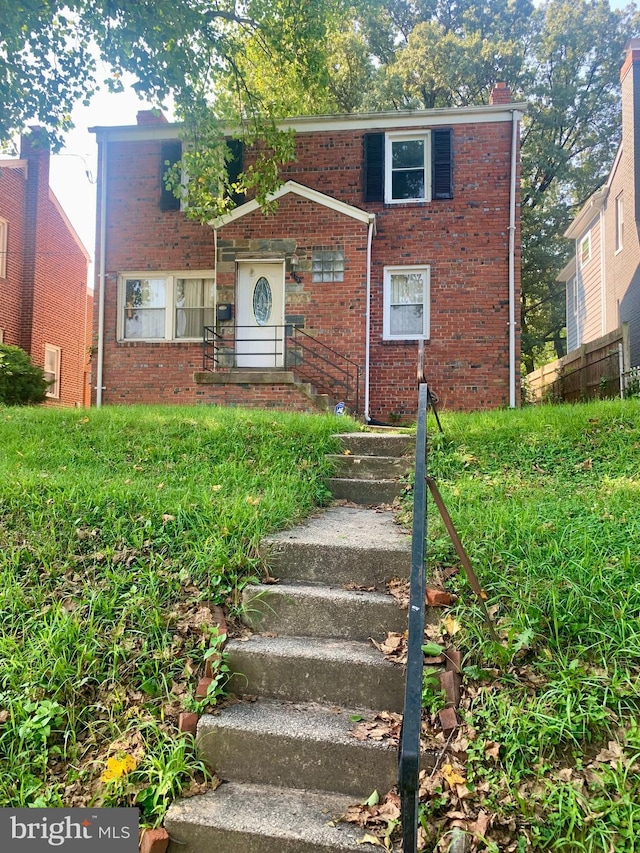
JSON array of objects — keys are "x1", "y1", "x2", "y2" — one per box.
[
  {"x1": 242, "y1": 582, "x2": 407, "y2": 642},
  {"x1": 165, "y1": 781, "x2": 381, "y2": 853},
  {"x1": 325, "y1": 477, "x2": 403, "y2": 505},
  {"x1": 333, "y1": 432, "x2": 414, "y2": 458},
  {"x1": 196, "y1": 699, "x2": 398, "y2": 797},
  {"x1": 327, "y1": 454, "x2": 412, "y2": 480},
  {"x1": 261, "y1": 506, "x2": 410, "y2": 589},
  {"x1": 227, "y1": 634, "x2": 404, "y2": 712}
]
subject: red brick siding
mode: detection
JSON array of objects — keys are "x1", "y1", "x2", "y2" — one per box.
[
  {"x1": 0, "y1": 166, "x2": 26, "y2": 346},
  {"x1": 0, "y1": 146, "x2": 89, "y2": 407},
  {"x1": 96, "y1": 117, "x2": 520, "y2": 416}
]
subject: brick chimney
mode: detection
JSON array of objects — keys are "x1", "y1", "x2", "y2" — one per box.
[
  {"x1": 136, "y1": 109, "x2": 168, "y2": 126},
  {"x1": 19, "y1": 127, "x2": 51, "y2": 352},
  {"x1": 620, "y1": 39, "x2": 640, "y2": 231},
  {"x1": 489, "y1": 82, "x2": 511, "y2": 105}
]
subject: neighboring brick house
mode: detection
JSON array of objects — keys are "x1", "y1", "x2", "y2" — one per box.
[
  {"x1": 0, "y1": 129, "x2": 92, "y2": 407},
  {"x1": 91, "y1": 87, "x2": 523, "y2": 419},
  {"x1": 560, "y1": 39, "x2": 640, "y2": 369}
]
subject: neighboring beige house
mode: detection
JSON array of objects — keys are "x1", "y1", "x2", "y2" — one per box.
[{"x1": 560, "y1": 38, "x2": 640, "y2": 367}]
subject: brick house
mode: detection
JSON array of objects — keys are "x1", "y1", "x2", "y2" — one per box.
[
  {"x1": 0, "y1": 129, "x2": 92, "y2": 407},
  {"x1": 90, "y1": 86, "x2": 522, "y2": 419},
  {"x1": 560, "y1": 39, "x2": 640, "y2": 370}
]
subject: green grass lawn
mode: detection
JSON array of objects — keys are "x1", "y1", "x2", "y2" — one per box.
[
  {"x1": 0, "y1": 404, "x2": 351, "y2": 824},
  {"x1": 419, "y1": 399, "x2": 640, "y2": 852},
  {"x1": 2, "y1": 399, "x2": 639, "y2": 851}
]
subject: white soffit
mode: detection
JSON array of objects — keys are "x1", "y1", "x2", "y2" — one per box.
[{"x1": 210, "y1": 180, "x2": 376, "y2": 229}]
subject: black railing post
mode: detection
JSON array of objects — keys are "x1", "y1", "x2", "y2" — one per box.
[{"x1": 399, "y1": 382, "x2": 429, "y2": 853}]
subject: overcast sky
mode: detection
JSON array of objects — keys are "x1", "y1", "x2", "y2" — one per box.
[{"x1": 49, "y1": 76, "x2": 169, "y2": 285}]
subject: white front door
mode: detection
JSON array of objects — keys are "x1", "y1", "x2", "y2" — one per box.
[{"x1": 236, "y1": 261, "x2": 285, "y2": 368}]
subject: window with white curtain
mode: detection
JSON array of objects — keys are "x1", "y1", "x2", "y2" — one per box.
[
  {"x1": 119, "y1": 273, "x2": 215, "y2": 340},
  {"x1": 383, "y1": 266, "x2": 430, "y2": 340},
  {"x1": 44, "y1": 344, "x2": 61, "y2": 398}
]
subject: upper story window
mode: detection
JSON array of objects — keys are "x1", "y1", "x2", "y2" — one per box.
[
  {"x1": 580, "y1": 233, "x2": 591, "y2": 266},
  {"x1": 364, "y1": 129, "x2": 453, "y2": 204},
  {"x1": 0, "y1": 218, "x2": 7, "y2": 278},
  {"x1": 615, "y1": 193, "x2": 624, "y2": 253},
  {"x1": 383, "y1": 266, "x2": 430, "y2": 340},
  {"x1": 119, "y1": 273, "x2": 215, "y2": 341},
  {"x1": 44, "y1": 344, "x2": 61, "y2": 399},
  {"x1": 386, "y1": 134, "x2": 429, "y2": 202},
  {"x1": 312, "y1": 249, "x2": 344, "y2": 282}
]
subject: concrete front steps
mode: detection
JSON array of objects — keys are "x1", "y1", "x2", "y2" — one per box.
[
  {"x1": 165, "y1": 435, "x2": 418, "y2": 853},
  {"x1": 325, "y1": 432, "x2": 414, "y2": 505}
]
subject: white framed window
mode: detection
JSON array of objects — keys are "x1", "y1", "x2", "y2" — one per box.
[
  {"x1": 118, "y1": 272, "x2": 215, "y2": 341},
  {"x1": 44, "y1": 344, "x2": 61, "y2": 398},
  {"x1": 580, "y1": 233, "x2": 591, "y2": 266},
  {"x1": 615, "y1": 193, "x2": 624, "y2": 253},
  {"x1": 383, "y1": 266, "x2": 430, "y2": 340},
  {"x1": 571, "y1": 275, "x2": 578, "y2": 315},
  {"x1": 312, "y1": 249, "x2": 344, "y2": 282},
  {"x1": 0, "y1": 218, "x2": 7, "y2": 278},
  {"x1": 385, "y1": 133, "x2": 431, "y2": 203}
]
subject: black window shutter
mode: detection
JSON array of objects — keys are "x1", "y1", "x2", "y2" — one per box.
[
  {"x1": 432, "y1": 129, "x2": 453, "y2": 199},
  {"x1": 226, "y1": 139, "x2": 244, "y2": 206},
  {"x1": 364, "y1": 133, "x2": 384, "y2": 203},
  {"x1": 160, "y1": 141, "x2": 182, "y2": 211}
]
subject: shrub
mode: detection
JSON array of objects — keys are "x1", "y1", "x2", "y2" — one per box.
[{"x1": 0, "y1": 344, "x2": 49, "y2": 405}]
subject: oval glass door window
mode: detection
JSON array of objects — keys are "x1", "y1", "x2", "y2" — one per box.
[{"x1": 253, "y1": 276, "x2": 272, "y2": 326}]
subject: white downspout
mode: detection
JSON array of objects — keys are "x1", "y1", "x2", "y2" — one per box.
[
  {"x1": 508, "y1": 110, "x2": 521, "y2": 408},
  {"x1": 96, "y1": 135, "x2": 108, "y2": 407},
  {"x1": 364, "y1": 217, "x2": 374, "y2": 421}
]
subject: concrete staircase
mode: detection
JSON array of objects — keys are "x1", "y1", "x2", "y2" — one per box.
[
  {"x1": 165, "y1": 432, "x2": 416, "y2": 853},
  {"x1": 325, "y1": 433, "x2": 413, "y2": 505}
]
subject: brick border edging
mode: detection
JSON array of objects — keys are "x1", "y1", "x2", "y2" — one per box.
[{"x1": 177, "y1": 604, "x2": 228, "y2": 735}]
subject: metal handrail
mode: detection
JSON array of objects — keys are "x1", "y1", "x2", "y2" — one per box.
[
  {"x1": 288, "y1": 326, "x2": 361, "y2": 412},
  {"x1": 202, "y1": 324, "x2": 363, "y2": 413},
  {"x1": 398, "y1": 382, "x2": 430, "y2": 852}
]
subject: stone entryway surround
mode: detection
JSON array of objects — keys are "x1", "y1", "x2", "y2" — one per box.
[{"x1": 165, "y1": 432, "x2": 421, "y2": 852}]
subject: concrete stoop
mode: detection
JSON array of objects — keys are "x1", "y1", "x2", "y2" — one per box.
[{"x1": 165, "y1": 432, "x2": 418, "y2": 853}]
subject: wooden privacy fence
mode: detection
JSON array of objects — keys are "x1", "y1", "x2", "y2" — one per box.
[{"x1": 525, "y1": 325, "x2": 630, "y2": 403}]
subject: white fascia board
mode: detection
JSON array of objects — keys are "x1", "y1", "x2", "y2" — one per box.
[
  {"x1": 210, "y1": 180, "x2": 376, "y2": 229},
  {"x1": 89, "y1": 102, "x2": 528, "y2": 143},
  {"x1": 564, "y1": 187, "x2": 609, "y2": 240},
  {"x1": 557, "y1": 256, "x2": 576, "y2": 282}
]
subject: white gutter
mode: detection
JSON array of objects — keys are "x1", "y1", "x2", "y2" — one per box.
[
  {"x1": 508, "y1": 109, "x2": 521, "y2": 408},
  {"x1": 364, "y1": 218, "x2": 374, "y2": 421},
  {"x1": 96, "y1": 138, "x2": 108, "y2": 407}
]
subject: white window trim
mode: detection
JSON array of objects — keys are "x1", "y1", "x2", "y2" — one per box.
[
  {"x1": 44, "y1": 344, "x2": 61, "y2": 399},
  {"x1": 571, "y1": 275, "x2": 578, "y2": 316},
  {"x1": 385, "y1": 131, "x2": 431, "y2": 204},
  {"x1": 615, "y1": 193, "x2": 624, "y2": 254},
  {"x1": 0, "y1": 218, "x2": 7, "y2": 279},
  {"x1": 383, "y1": 265, "x2": 430, "y2": 340},
  {"x1": 579, "y1": 233, "x2": 591, "y2": 266},
  {"x1": 117, "y1": 271, "x2": 216, "y2": 342}
]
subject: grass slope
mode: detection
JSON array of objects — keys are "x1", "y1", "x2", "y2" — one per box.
[
  {"x1": 421, "y1": 399, "x2": 640, "y2": 852},
  {"x1": 0, "y1": 405, "x2": 351, "y2": 824}
]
